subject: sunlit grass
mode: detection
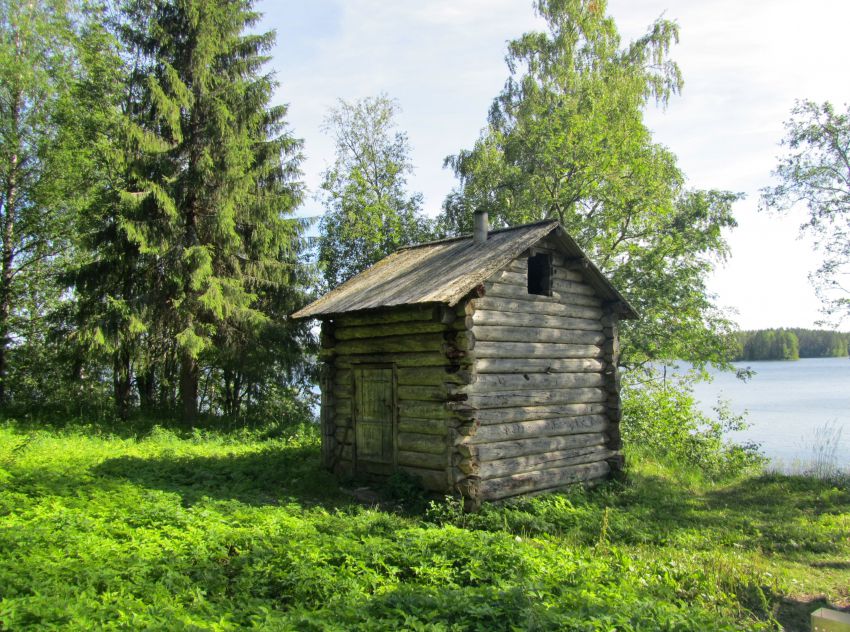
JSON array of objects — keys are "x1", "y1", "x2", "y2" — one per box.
[{"x1": 1, "y1": 417, "x2": 848, "y2": 630}]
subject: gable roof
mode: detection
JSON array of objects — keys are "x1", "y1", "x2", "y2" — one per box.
[{"x1": 292, "y1": 220, "x2": 638, "y2": 320}]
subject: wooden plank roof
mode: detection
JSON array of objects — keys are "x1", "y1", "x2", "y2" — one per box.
[{"x1": 292, "y1": 220, "x2": 638, "y2": 320}]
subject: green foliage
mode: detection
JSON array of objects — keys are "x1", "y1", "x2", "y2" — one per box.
[
  {"x1": 762, "y1": 100, "x2": 850, "y2": 322},
  {"x1": 2, "y1": 420, "x2": 848, "y2": 630},
  {"x1": 60, "y1": 0, "x2": 316, "y2": 421},
  {"x1": 621, "y1": 372, "x2": 765, "y2": 479},
  {"x1": 0, "y1": 0, "x2": 80, "y2": 404},
  {"x1": 120, "y1": 0, "x2": 311, "y2": 420},
  {"x1": 734, "y1": 328, "x2": 849, "y2": 360},
  {"x1": 441, "y1": 0, "x2": 740, "y2": 367},
  {"x1": 317, "y1": 95, "x2": 434, "y2": 289}
]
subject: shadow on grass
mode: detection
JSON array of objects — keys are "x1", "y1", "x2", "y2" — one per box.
[
  {"x1": 93, "y1": 445, "x2": 349, "y2": 508},
  {"x1": 773, "y1": 595, "x2": 850, "y2": 632},
  {"x1": 811, "y1": 561, "x2": 850, "y2": 570},
  {"x1": 2, "y1": 410, "x2": 306, "y2": 441}
]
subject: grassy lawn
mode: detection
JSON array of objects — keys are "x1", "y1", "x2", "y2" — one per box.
[{"x1": 0, "y1": 418, "x2": 847, "y2": 630}]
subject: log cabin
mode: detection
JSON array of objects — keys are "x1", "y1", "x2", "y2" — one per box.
[{"x1": 292, "y1": 211, "x2": 637, "y2": 505}]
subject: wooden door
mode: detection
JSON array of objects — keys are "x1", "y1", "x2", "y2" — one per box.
[{"x1": 353, "y1": 365, "x2": 396, "y2": 473}]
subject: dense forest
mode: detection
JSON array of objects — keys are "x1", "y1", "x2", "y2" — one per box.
[
  {"x1": 733, "y1": 328, "x2": 850, "y2": 361},
  {"x1": 1, "y1": 0, "x2": 746, "y2": 424}
]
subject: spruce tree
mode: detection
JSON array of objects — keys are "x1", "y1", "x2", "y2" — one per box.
[{"x1": 111, "y1": 0, "x2": 305, "y2": 421}]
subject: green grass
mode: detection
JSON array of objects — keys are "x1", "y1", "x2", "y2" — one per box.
[{"x1": 0, "y1": 418, "x2": 848, "y2": 630}]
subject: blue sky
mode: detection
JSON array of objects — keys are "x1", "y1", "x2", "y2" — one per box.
[{"x1": 258, "y1": 0, "x2": 850, "y2": 330}]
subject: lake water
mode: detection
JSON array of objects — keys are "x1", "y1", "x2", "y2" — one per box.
[{"x1": 689, "y1": 357, "x2": 850, "y2": 468}]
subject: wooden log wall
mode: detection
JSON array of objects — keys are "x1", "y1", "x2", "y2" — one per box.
[
  {"x1": 319, "y1": 303, "x2": 474, "y2": 491},
  {"x1": 450, "y1": 241, "x2": 621, "y2": 503}
]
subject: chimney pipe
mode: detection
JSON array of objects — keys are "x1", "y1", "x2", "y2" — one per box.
[{"x1": 473, "y1": 210, "x2": 488, "y2": 244}]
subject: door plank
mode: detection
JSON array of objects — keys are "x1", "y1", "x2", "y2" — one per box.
[{"x1": 354, "y1": 367, "x2": 395, "y2": 466}]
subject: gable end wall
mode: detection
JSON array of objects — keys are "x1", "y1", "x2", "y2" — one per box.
[{"x1": 451, "y1": 236, "x2": 622, "y2": 502}]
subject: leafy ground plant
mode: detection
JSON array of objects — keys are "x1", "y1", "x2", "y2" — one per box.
[{"x1": 0, "y1": 417, "x2": 848, "y2": 630}]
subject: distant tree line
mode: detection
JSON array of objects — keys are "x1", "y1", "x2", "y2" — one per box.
[{"x1": 733, "y1": 328, "x2": 850, "y2": 361}]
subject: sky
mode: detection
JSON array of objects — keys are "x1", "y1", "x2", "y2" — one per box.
[{"x1": 258, "y1": 0, "x2": 850, "y2": 330}]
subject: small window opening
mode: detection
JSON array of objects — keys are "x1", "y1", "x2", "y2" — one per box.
[{"x1": 527, "y1": 252, "x2": 552, "y2": 296}]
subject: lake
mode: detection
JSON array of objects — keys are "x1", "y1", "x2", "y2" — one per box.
[{"x1": 689, "y1": 357, "x2": 850, "y2": 468}]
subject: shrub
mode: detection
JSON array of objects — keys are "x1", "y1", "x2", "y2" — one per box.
[{"x1": 622, "y1": 372, "x2": 765, "y2": 479}]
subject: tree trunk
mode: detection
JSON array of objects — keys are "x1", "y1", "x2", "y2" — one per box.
[
  {"x1": 138, "y1": 366, "x2": 156, "y2": 413},
  {"x1": 0, "y1": 126, "x2": 19, "y2": 406},
  {"x1": 180, "y1": 352, "x2": 199, "y2": 424},
  {"x1": 223, "y1": 367, "x2": 234, "y2": 417},
  {"x1": 222, "y1": 368, "x2": 244, "y2": 418},
  {"x1": 113, "y1": 348, "x2": 132, "y2": 419}
]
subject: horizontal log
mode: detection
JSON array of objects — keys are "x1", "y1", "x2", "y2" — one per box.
[
  {"x1": 398, "y1": 400, "x2": 451, "y2": 419},
  {"x1": 472, "y1": 309, "x2": 602, "y2": 332},
  {"x1": 473, "y1": 326, "x2": 605, "y2": 345},
  {"x1": 334, "y1": 382, "x2": 353, "y2": 398},
  {"x1": 399, "y1": 417, "x2": 445, "y2": 436},
  {"x1": 551, "y1": 278, "x2": 596, "y2": 296},
  {"x1": 398, "y1": 466, "x2": 449, "y2": 492},
  {"x1": 398, "y1": 384, "x2": 447, "y2": 401},
  {"x1": 524, "y1": 246, "x2": 573, "y2": 266},
  {"x1": 333, "y1": 333, "x2": 445, "y2": 355},
  {"x1": 472, "y1": 296, "x2": 603, "y2": 320},
  {"x1": 478, "y1": 446, "x2": 612, "y2": 480},
  {"x1": 470, "y1": 414, "x2": 609, "y2": 443},
  {"x1": 330, "y1": 395, "x2": 350, "y2": 412},
  {"x1": 474, "y1": 403, "x2": 607, "y2": 424},
  {"x1": 487, "y1": 269, "x2": 528, "y2": 286},
  {"x1": 505, "y1": 260, "x2": 585, "y2": 283},
  {"x1": 464, "y1": 387, "x2": 607, "y2": 409},
  {"x1": 397, "y1": 450, "x2": 447, "y2": 470},
  {"x1": 479, "y1": 461, "x2": 609, "y2": 501},
  {"x1": 485, "y1": 282, "x2": 602, "y2": 308},
  {"x1": 334, "y1": 321, "x2": 450, "y2": 340},
  {"x1": 333, "y1": 305, "x2": 439, "y2": 327},
  {"x1": 334, "y1": 352, "x2": 457, "y2": 369},
  {"x1": 600, "y1": 313, "x2": 619, "y2": 327},
  {"x1": 474, "y1": 357, "x2": 604, "y2": 374},
  {"x1": 397, "y1": 431, "x2": 446, "y2": 455},
  {"x1": 470, "y1": 372, "x2": 604, "y2": 392},
  {"x1": 332, "y1": 414, "x2": 352, "y2": 430},
  {"x1": 474, "y1": 341, "x2": 603, "y2": 359},
  {"x1": 398, "y1": 367, "x2": 472, "y2": 386},
  {"x1": 468, "y1": 432, "x2": 607, "y2": 461}
]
